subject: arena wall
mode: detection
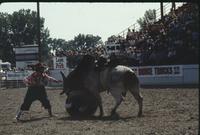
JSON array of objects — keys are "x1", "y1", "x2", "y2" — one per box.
[
  {"x1": 135, "y1": 64, "x2": 198, "y2": 86},
  {"x1": 0, "y1": 64, "x2": 198, "y2": 88},
  {"x1": 48, "y1": 64, "x2": 199, "y2": 87}
]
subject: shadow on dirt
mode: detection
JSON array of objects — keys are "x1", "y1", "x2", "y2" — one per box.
[{"x1": 58, "y1": 114, "x2": 141, "y2": 121}]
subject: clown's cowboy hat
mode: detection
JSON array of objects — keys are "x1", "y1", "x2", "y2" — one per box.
[{"x1": 34, "y1": 63, "x2": 48, "y2": 72}]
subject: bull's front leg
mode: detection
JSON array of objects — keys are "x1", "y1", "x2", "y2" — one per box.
[
  {"x1": 90, "y1": 91, "x2": 104, "y2": 117},
  {"x1": 111, "y1": 97, "x2": 123, "y2": 117},
  {"x1": 60, "y1": 90, "x2": 65, "y2": 95},
  {"x1": 110, "y1": 88, "x2": 123, "y2": 117},
  {"x1": 98, "y1": 101, "x2": 104, "y2": 118}
]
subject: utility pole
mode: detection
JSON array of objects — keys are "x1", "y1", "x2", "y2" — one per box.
[
  {"x1": 160, "y1": 2, "x2": 164, "y2": 21},
  {"x1": 37, "y1": 2, "x2": 41, "y2": 62},
  {"x1": 172, "y1": 2, "x2": 176, "y2": 11}
]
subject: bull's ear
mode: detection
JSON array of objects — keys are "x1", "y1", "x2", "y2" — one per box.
[{"x1": 60, "y1": 71, "x2": 66, "y2": 80}]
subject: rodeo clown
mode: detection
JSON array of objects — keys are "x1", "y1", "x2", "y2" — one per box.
[{"x1": 15, "y1": 63, "x2": 62, "y2": 121}]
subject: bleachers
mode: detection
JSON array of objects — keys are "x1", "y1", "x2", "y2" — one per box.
[{"x1": 106, "y1": 2, "x2": 199, "y2": 66}]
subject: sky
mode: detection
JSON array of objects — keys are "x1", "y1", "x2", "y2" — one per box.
[{"x1": 0, "y1": 2, "x2": 183, "y2": 42}]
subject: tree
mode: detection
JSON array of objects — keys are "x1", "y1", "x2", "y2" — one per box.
[
  {"x1": 40, "y1": 27, "x2": 51, "y2": 61},
  {"x1": 85, "y1": 34, "x2": 102, "y2": 48},
  {"x1": 137, "y1": 9, "x2": 157, "y2": 30},
  {"x1": 48, "y1": 38, "x2": 68, "y2": 52},
  {"x1": 48, "y1": 33, "x2": 103, "y2": 53},
  {"x1": 0, "y1": 9, "x2": 103, "y2": 66},
  {"x1": 0, "y1": 12, "x2": 15, "y2": 64},
  {"x1": 0, "y1": 9, "x2": 51, "y2": 65},
  {"x1": 73, "y1": 33, "x2": 102, "y2": 51},
  {"x1": 46, "y1": 34, "x2": 102, "y2": 68},
  {"x1": 107, "y1": 35, "x2": 118, "y2": 42},
  {"x1": 8, "y1": 9, "x2": 39, "y2": 46}
]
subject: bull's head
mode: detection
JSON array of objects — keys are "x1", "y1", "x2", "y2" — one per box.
[{"x1": 60, "y1": 55, "x2": 95, "y2": 96}]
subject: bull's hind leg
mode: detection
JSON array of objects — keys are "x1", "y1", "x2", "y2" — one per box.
[{"x1": 129, "y1": 88, "x2": 143, "y2": 117}]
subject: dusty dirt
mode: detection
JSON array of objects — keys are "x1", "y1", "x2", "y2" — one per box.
[{"x1": 0, "y1": 87, "x2": 198, "y2": 135}]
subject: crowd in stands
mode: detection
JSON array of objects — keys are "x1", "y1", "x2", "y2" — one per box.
[
  {"x1": 55, "y1": 45, "x2": 105, "y2": 58},
  {"x1": 52, "y1": 45, "x2": 106, "y2": 68},
  {"x1": 106, "y1": 3, "x2": 199, "y2": 66},
  {"x1": 54, "y1": 3, "x2": 199, "y2": 67}
]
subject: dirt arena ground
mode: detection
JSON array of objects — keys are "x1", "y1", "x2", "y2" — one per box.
[{"x1": 0, "y1": 87, "x2": 198, "y2": 135}]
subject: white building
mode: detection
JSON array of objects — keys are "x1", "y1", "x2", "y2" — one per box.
[
  {"x1": 0, "y1": 60, "x2": 11, "y2": 71},
  {"x1": 105, "y1": 42, "x2": 121, "y2": 56}
]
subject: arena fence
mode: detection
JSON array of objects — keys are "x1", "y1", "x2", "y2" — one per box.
[
  {"x1": 0, "y1": 71, "x2": 30, "y2": 89},
  {"x1": 0, "y1": 64, "x2": 198, "y2": 89}
]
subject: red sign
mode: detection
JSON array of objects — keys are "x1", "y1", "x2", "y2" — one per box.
[{"x1": 53, "y1": 57, "x2": 67, "y2": 69}]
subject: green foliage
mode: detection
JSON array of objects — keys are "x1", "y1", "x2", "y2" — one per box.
[
  {"x1": 0, "y1": 9, "x2": 50, "y2": 64},
  {"x1": 107, "y1": 35, "x2": 118, "y2": 42},
  {"x1": 48, "y1": 34, "x2": 102, "y2": 53},
  {"x1": 0, "y1": 12, "x2": 15, "y2": 64},
  {"x1": 41, "y1": 28, "x2": 51, "y2": 61},
  {"x1": 0, "y1": 9, "x2": 103, "y2": 66},
  {"x1": 73, "y1": 34, "x2": 102, "y2": 51},
  {"x1": 48, "y1": 38, "x2": 68, "y2": 52},
  {"x1": 137, "y1": 9, "x2": 156, "y2": 30}
]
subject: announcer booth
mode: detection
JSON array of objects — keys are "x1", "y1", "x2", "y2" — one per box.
[
  {"x1": 3, "y1": 45, "x2": 39, "y2": 88},
  {"x1": 13, "y1": 44, "x2": 39, "y2": 70}
]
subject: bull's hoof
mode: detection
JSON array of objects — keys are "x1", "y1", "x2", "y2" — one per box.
[
  {"x1": 65, "y1": 90, "x2": 98, "y2": 118},
  {"x1": 138, "y1": 114, "x2": 144, "y2": 118},
  {"x1": 137, "y1": 113, "x2": 143, "y2": 117},
  {"x1": 110, "y1": 112, "x2": 120, "y2": 119},
  {"x1": 98, "y1": 112, "x2": 104, "y2": 118}
]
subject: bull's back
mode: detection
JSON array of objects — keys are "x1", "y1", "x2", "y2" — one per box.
[{"x1": 99, "y1": 65, "x2": 138, "y2": 90}]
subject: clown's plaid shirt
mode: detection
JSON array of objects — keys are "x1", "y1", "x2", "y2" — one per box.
[{"x1": 23, "y1": 72, "x2": 60, "y2": 86}]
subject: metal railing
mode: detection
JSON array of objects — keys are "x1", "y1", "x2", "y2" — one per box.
[
  {"x1": 0, "y1": 80, "x2": 26, "y2": 89},
  {"x1": 117, "y1": 2, "x2": 185, "y2": 38}
]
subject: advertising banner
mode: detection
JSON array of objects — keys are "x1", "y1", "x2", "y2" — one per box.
[
  {"x1": 154, "y1": 65, "x2": 182, "y2": 76},
  {"x1": 6, "y1": 71, "x2": 33, "y2": 80},
  {"x1": 16, "y1": 61, "x2": 38, "y2": 69},
  {"x1": 130, "y1": 65, "x2": 182, "y2": 77}
]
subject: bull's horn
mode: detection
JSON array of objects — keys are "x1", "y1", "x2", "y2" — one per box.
[{"x1": 60, "y1": 71, "x2": 66, "y2": 79}]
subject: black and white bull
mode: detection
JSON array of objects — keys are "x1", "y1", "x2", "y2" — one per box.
[{"x1": 60, "y1": 55, "x2": 143, "y2": 117}]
